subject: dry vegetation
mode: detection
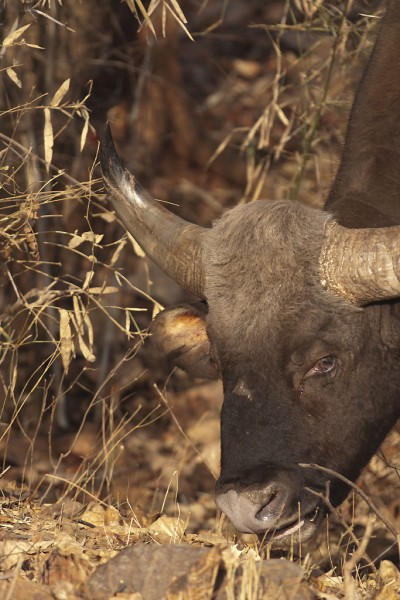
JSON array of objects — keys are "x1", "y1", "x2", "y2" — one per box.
[{"x1": 1, "y1": 0, "x2": 400, "y2": 598}]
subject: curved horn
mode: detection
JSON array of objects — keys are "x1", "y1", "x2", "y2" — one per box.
[
  {"x1": 320, "y1": 221, "x2": 400, "y2": 305},
  {"x1": 100, "y1": 124, "x2": 206, "y2": 299}
]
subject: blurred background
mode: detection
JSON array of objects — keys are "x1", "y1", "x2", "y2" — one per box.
[{"x1": 1, "y1": 1, "x2": 399, "y2": 595}]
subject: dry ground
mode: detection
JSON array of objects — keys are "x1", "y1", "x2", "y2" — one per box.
[{"x1": 1, "y1": 1, "x2": 399, "y2": 598}]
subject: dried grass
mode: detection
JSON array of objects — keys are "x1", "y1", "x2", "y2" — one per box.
[{"x1": 0, "y1": 1, "x2": 399, "y2": 598}]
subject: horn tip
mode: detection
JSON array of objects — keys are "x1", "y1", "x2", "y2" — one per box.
[{"x1": 100, "y1": 122, "x2": 134, "y2": 195}]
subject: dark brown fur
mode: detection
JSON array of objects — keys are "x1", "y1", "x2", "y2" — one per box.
[{"x1": 150, "y1": 1, "x2": 400, "y2": 545}]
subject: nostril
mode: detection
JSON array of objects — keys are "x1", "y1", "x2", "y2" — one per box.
[{"x1": 254, "y1": 486, "x2": 287, "y2": 522}]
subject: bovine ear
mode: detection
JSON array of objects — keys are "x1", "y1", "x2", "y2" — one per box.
[{"x1": 150, "y1": 304, "x2": 219, "y2": 379}]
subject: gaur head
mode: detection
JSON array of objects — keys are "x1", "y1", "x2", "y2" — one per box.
[{"x1": 100, "y1": 125, "x2": 400, "y2": 547}]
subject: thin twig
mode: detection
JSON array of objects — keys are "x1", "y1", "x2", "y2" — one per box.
[
  {"x1": 300, "y1": 462, "x2": 399, "y2": 540},
  {"x1": 29, "y1": 8, "x2": 76, "y2": 33},
  {"x1": 343, "y1": 516, "x2": 374, "y2": 600},
  {"x1": 305, "y1": 484, "x2": 377, "y2": 573}
]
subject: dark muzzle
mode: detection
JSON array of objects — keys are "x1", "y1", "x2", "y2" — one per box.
[{"x1": 215, "y1": 469, "x2": 324, "y2": 544}]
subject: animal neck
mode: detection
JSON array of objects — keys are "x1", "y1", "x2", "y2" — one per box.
[{"x1": 326, "y1": 0, "x2": 400, "y2": 227}]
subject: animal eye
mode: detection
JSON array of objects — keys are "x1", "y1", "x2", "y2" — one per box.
[{"x1": 304, "y1": 356, "x2": 336, "y2": 380}]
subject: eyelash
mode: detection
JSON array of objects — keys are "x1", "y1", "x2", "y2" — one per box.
[{"x1": 304, "y1": 355, "x2": 336, "y2": 380}]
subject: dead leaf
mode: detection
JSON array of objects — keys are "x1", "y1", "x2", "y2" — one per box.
[
  {"x1": 79, "y1": 504, "x2": 106, "y2": 527},
  {"x1": 0, "y1": 539, "x2": 31, "y2": 570},
  {"x1": 71, "y1": 297, "x2": 96, "y2": 363},
  {"x1": 72, "y1": 295, "x2": 84, "y2": 335},
  {"x1": 2, "y1": 24, "x2": 31, "y2": 47},
  {"x1": 148, "y1": 515, "x2": 185, "y2": 540},
  {"x1": 43, "y1": 107, "x2": 53, "y2": 172},
  {"x1": 127, "y1": 232, "x2": 145, "y2": 257},
  {"x1": 6, "y1": 67, "x2": 22, "y2": 88},
  {"x1": 96, "y1": 211, "x2": 116, "y2": 224},
  {"x1": 51, "y1": 78, "x2": 70, "y2": 107},
  {"x1": 83, "y1": 309, "x2": 94, "y2": 351},
  {"x1": 80, "y1": 110, "x2": 90, "y2": 151},
  {"x1": 87, "y1": 286, "x2": 119, "y2": 295},
  {"x1": 82, "y1": 270, "x2": 95, "y2": 290},
  {"x1": 125, "y1": 0, "x2": 156, "y2": 37},
  {"x1": 109, "y1": 238, "x2": 126, "y2": 266},
  {"x1": 59, "y1": 309, "x2": 73, "y2": 372},
  {"x1": 68, "y1": 231, "x2": 103, "y2": 249},
  {"x1": 104, "y1": 507, "x2": 121, "y2": 527}
]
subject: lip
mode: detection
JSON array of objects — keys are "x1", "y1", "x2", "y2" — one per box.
[{"x1": 258, "y1": 505, "x2": 324, "y2": 544}]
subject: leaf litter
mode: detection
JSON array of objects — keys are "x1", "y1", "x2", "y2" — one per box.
[{"x1": 1, "y1": 1, "x2": 400, "y2": 599}]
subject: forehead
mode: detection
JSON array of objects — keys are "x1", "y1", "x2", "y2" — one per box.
[
  {"x1": 203, "y1": 200, "x2": 355, "y2": 363},
  {"x1": 205, "y1": 200, "x2": 327, "y2": 285}
]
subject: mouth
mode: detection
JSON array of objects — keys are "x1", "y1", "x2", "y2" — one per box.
[{"x1": 258, "y1": 505, "x2": 324, "y2": 545}]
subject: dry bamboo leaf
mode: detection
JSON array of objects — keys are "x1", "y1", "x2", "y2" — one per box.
[
  {"x1": 80, "y1": 111, "x2": 90, "y2": 151},
  {"x1": 109, "y1": 238, "x2": 127, "y2": 266},
  {"x1": 127, "y1": 232, "x2": 145, "y2": 257},
  {"x1": 2, "y1": 23, "x2": 31, "y2": 47},
  {"x1": 91, "y1": 232, "x2": 104, "y2": 244},
  {"x1": 125, "y1": 309, "x2": 130, "y2": 335},
  {"x1": 72, "y1": 295, "x2": 84, "y2": 335},
  {"x1": 168, "y1": 0, "x2": 188, "y2": 23},
  {"x1": 124, "y1": 0, "x2": 139, "y2": 21},
  {"x1": 165, "y1": 3, "x2": 194, "y2": 41},
  {"x1": 97, "y1": 211, "x2": 116, "y2": 224},
  {"x1": 71, "y1": 297, "x2": 96, "y2": 362},
  {"x1": 162, "y1": 1, "x2": 167, "y2": 37},
  {"x1": 51, "y1": 78, "x2": 70, "y2": 107},
  {"x1": 43, "y1": 107, "x2": 54, "y2": 172},
  {"x1": 126, "y1": 0, "x2": 156, "y2": 36},
  {"x1": 242, "y1": 112, "x2": 264, "y2": 151},
  {"x1": 25, "y1": 42, "x2": 44, "y2": 49},
  {"x1": 206, "y1": 131, "x2": 235, "y2": 169},
  {"x1": 76, "y1": 324, "x2": 96, "y2": 362},
  {"x1": 82, "y1": 270, "x2": 94, "y2": 290},
  {"x1": 69, "y1": 231, "x2": 103, "y2": 249},
  {"x1": 276, "y1": 103, "x2": 289, "y2": 127},
  {"x1": 83, "y1": 310, "x2": 94, "y2": 349},
  {"x1": 59, "y1": 309, "x2": 73, "y2": 373},
  {"x1": 115, "y1": 271, "x2": 123, "y2": 286},
  {"x1": 6, "y1": 67, "x2": 22, "y2": 88},
  {"x1": 78, "y1": 298, "x2": 94, "y2": 349},
  {"x1": 87, "y1": 286, "x2": 119, "y2": 295}
]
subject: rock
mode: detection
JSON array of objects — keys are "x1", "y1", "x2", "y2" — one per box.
[
  {"x1": 258, "y1": 560, "x2": 316, "y2": 599},
  {"x1": 217, "y1": 557, "x2": 316, "y2": 600},
  {"x1": 83, "y1": 543, "x2": 220, "y2": 600}
]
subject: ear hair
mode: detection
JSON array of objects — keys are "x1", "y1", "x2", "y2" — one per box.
[{"x1": 150, "y1": 304, "x2": 219, "y2": 379}]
